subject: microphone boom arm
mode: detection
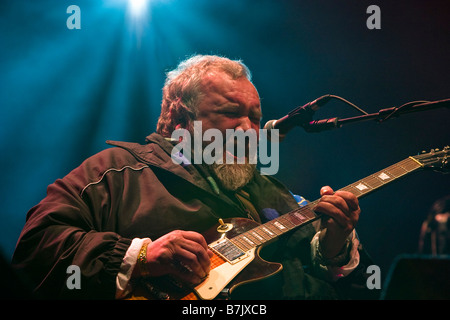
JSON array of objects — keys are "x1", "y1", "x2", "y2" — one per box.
[{"x1": 302, "y1": 98, "x2": 450, "y2": 133}]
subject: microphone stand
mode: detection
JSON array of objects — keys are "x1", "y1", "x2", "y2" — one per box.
[{"x1": 302, "y1": 98, "x2": 450, "y2": 133}]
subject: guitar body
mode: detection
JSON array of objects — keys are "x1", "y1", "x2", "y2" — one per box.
[{"x1": 127, "y1": 218, "x2": 283, "y2": 300}]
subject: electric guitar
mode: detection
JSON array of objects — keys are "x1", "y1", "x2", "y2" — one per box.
[{"x1": 127, "y1": 146, "x2": 449, "y2": 300}]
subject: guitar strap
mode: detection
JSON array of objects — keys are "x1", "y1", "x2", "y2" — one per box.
[{"x1": 235, "y1": 190, "x2": 262, "y2": 223}]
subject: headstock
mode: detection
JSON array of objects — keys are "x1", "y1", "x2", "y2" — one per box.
[{"x1": 412, "y1": 146, "x2": 449, "y2": 173}]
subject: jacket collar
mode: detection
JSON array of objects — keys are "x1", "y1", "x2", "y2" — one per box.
[
  {"x1": 106, "y1": 134, "x2": 244, "y2": 212},
  {"x1": 106, "y1": 133, "x2": 200, "y2": 184}
]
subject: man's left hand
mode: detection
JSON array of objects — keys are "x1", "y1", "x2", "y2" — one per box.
[{"x1": 314, "y1": 186, "x2": 361, "y2": 259}]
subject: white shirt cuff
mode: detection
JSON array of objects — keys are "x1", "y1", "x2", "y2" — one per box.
[
  {"x1": 310, "y1": 230, "x2": 360, "y2": 282},
  {"x1": 115, "y1": 237, "x2": 151, "y2": 299}
]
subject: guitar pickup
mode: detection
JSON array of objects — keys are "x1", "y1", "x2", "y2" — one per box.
[{"x1": 209, "y1": 238, "x2": 247, "y2": 264}]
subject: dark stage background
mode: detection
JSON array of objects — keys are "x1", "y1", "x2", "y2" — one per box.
[{"x1": 1, "y1": 0, "x2": 449, "y2": 293}]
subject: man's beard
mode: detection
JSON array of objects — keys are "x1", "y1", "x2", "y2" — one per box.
[
  {"x1": 209, "y1": 162, "x2": 256, "y2": 191},
  {"x1": 186, "y1": 125, "x2": 257, "y2": 191}
]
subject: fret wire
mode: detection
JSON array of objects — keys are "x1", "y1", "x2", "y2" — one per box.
[
  {"x1": 231, "y1": 236, "x2": 251, "y2": 251},
  {"x1": 371, "y1": 169, "x2": 394, "y2": 180},
  {"x1": 404, "y1": 161, "x2": 421, "y2": 171},
  {"x1": 308, "y1": 200, "x2": 320, "y2": 208},
  {"x1": 265, "y1": 222, "x2": 283, "y2": 235},
  {"x1": 394, "y1": 159, "x2": 420, "y2": 175},
  {"x1": 339, "y1": 186, "x2": 354, "y2": 193},
  {"x1": 277, "y1": 214, "x2": 294, "y2": 230},
  {"x1": 260, "y1": 223, "x2": 276, "y2": 236},
  {"x1": 288, "y1": 211, "x2": 307, "y2": 225},
  {"x1": 272, "y1": 219, "x2": 288, "y2": 231},
  {"x1": 380, "y1": 160, "x2": 407, "y2": 177},
  {"x1": 359, "y1": 176, "x2": 376, "y2": 188},
  {"x1": 394, "y1": 158, "x2": 420, "y2": 172},
  {"x1": 389, "y1": 166, "x2": 407, "y2": 177},
  {"x1": 298, "y1": 205, "x2": 317, "y2": 219},
  {"x1": 260, "y1": 225, "x2": 277, "y2": 238},
  {"x1": 292, "y1": 207, "x2": 314, "y2": 221},
  {"x1": 349, "y1": 185, "x2": 363, "y2": 196},
  {"x1": 245, "y1": 232, "x2": 262, "y2": 245},
  {"x1": 371, "y1": 174, "x2": 387, "y2": 184},
  {"x1": 253, "y1": 227, "x2": 273, "y2": 241},
  {"x1": 353, "y1": 180, "x2": 376, "y2": 196},
  {"x1": 365, "y1": 176, "x2": 384, "y2": 188},
  {"x1": 292, "y1": 215, "x2": 314, "y2": 227},
  {"x1": 285, "y1": 213, "x2": 301, "y2": 226},
  {"x1": 278, "y1": 216, "x2": 295, "y2": 229},
  {"x1": 241, "y1": 235, "x2": 257, "y2": 247},
  {"x1": 400, "y1": 162, "x2": 420, "y2": 172},
  {"x1": 401, "y1": 164, "x2": 416, "y2": 172},
  {"x1": 398, "y1": 162, "x2": 413, "y2": 171},
  {"x1": 250, "y1": 230, "x2": 266, "y2": 242},
  {"x1": 402, "y1": 158, "x2": 422, "y2": 171},
  {"x1": 235, "y1": 236, "x2": 253, "y2": 251}
]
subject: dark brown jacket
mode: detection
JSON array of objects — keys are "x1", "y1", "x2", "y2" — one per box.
[{"x1": 12, "y1": 133, "x2": 375, "y2": 299}]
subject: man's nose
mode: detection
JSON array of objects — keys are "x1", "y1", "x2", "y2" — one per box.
[{"x1": 236, "y1": 117, "x2": 252, "y2": 131}]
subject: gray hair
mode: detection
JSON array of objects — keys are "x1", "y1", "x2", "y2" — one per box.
[{"x1": 156, "y1": 55, "x2": 252, "y2": 137}]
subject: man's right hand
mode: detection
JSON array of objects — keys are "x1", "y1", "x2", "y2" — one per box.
[{"x1": 144, "y1": 230, "x2": 213, "y2": 285}]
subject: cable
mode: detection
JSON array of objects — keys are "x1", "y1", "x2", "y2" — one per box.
[
  {"x1": 381, "y1": 100, "x2": 431, "y2": 122},
  {"x1": 328, "y1": 94, "x2": 369, "y2": 115}
]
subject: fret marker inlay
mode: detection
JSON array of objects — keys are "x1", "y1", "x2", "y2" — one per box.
[
  {"x1": 355, "y1": 183, "x2": 369, "y2": 191},
  {"x1": 378, "y1": 172, "x2": 390, "y2": 180},
  {"x1": 273, "y1": 221, "x2": 286, "y2": 230},
  {"x1": 262, "y1": 227, "x2": 274, "y2": 236}
]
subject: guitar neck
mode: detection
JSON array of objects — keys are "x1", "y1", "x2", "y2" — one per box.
[
  {"x1": 338, "y1": 156, "x2": 423, "y2": 199},
  {"x1": 228, "y1": 156, "x2": 424, "y2": 251}
]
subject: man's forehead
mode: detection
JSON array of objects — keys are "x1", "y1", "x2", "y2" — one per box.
[
  {"x1": 200, "y1": 71, "x2": 260, "y2": 104},
  {"x1": 200, "y1": 70, "x2": 238, "y2": 88}
]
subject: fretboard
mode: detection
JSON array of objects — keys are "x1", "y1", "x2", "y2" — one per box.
[{"x1": 228, "y1": 156, "x2": 423, "y2": 251}]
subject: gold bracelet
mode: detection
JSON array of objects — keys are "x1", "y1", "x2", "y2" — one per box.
[
  {"x1": 137, "y1": 242, "x2": 150, "y2": 277},
  {"x1": 317, "y1": 239, "x2": 351, "y2": 267}
]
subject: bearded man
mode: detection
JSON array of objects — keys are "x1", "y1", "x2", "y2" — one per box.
[{"x1": 12, "y1": 55, "x2": 376, "y2": 300}]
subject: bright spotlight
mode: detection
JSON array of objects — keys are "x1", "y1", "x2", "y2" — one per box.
[{"x1": 128, "y1": 0, "x2": 149, "y2": 18}]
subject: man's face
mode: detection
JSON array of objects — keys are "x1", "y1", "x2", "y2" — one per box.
[
  {"x1": 195, "y1": 71, "x2": 262, "y2": 158},
  {"x1": 194, "y1": 71, "x2": 262, "y2": 190}
]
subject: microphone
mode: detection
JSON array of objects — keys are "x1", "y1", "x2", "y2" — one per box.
[{"x1": 263, "y1": 95, "x2": 332, "y2": 139}]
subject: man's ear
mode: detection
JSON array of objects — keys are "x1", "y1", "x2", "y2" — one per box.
[{"x1": 174, "y1": 124, "x2": 186, "y2": 142}]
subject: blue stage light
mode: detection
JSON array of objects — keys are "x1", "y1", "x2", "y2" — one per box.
[{"x1": 128, "y1": 0, "x2": 149, "y2": 18}]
